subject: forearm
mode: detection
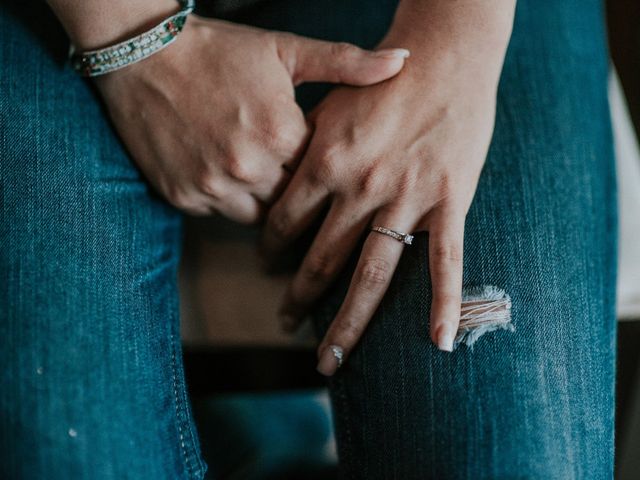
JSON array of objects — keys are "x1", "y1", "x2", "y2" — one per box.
[
  {"x1": 380, "y1": 0, "x2": 516, "y2": 89},
  {"x1": 46, "y1": 0, "x2": 177, "y2": 49}
]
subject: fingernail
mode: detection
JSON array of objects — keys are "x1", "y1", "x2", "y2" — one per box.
[
  {"x1": 437, "y1": 325, "x2": 456, "y2": 352},
  {"x1": 374, "y1": 48, "x2": 410, "y2": 59},
  {"x1": 316, "y1": 345, "x2": 344, "y2": 376}
]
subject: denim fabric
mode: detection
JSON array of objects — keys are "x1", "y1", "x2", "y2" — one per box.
[
  {"x1": 191, "y1": 391, "x2": 335, "y2": 478},
  {"x1": 1, "y1": 0, "x2": 616, "y2": 479},
  {"x1": 221, "y1": 0, "x2": 618, "y2": 478},
  {"x1": 0, "y1": 2, "x2": 205, "y2": 479}
]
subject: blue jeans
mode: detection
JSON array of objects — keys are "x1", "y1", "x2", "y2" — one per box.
[{"x1": 0, "y1": 0, "x2": 617, "y2": 478}]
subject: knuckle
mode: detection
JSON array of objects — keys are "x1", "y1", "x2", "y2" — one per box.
[
  {"x1": 267, "y1": 209, "x2": 293, "y2": 242},
  {"x1": 331, "y1": 42, "x2": 358, "y2": 62},
  {"x1": 434, "y1": 292, "x2": 462, "y2": 306},
  {"x1": 307, "y1": 149, "x2": 340, "y2": 186},
  {"x1": 397, "y1": 169, "x2": 417, "y2": 196},
  {"x1": 224, "y1": 155, "x2": 260, "y2": 184},
  {"x1": 166, "y1": 187, "x2": 205, "y2": 215},
  {"x1": 273, "y1": 31, "x2": 296, "y2": 56},
  {"x1": 394, "y1": 184, "x2": 412, "y2": 206},
  {"x1": 355, "y1": 164, "x2": 384, "y2": 197},
  {"x1": 196, "y1": 171, "x2": 224, "y2": 198},
  {"x1": 237, "y1": 209, "x2": 263, "y2": 226},
  {"x1": 261, "y1": 118, "x2": 296, "y2": 152},
  {"x1": 269, "y1": 129, "x2": 292, "y2": 152},
  {"x1": 334, "y1": 317, "x2": 363, "y2": 345},
  {"x1": 302, "y1": 252, "x2": 335, "y2": 284},
  {"x1": 432, "y1": 244, "x2": 463, "y2": 264},
  {"x1": 434, "y1": 172, "x2": 456, "y2": 201},
  {"x1": 165, "y1": 186, "x2": 188, "y2": 208},
  {"x1": 357, "y1": 257, "x2": 391, "y2": 291}
]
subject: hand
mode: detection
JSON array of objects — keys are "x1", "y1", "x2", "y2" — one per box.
[
  {"x1": 261, "y1": 2, "x2": 515, "y2": 375},
  {"x1": 94, "y1": 14, "x2": 409, "y2": 222}
]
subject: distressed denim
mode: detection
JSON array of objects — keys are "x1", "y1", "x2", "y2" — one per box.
[
  {"x1": 0, "y1": 2, "x2": 205, "y2": 478},
  {"x1": 0, "y1": 0, "x2": 616, "y2": 479}
]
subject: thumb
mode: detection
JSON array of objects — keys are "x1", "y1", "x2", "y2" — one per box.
[{"x1": 277, "y1": 34, "x2": 410, "y2": 87}]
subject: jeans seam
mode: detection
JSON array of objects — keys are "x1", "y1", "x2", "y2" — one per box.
[{"x1": 169, "y1": 332, "x2": 205, "y2": 479}]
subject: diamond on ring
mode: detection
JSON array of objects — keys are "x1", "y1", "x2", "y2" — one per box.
[{"x1": 371, "y1": 226, "x2": 414, "y2": 245}]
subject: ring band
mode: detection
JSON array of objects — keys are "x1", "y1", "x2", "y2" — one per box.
[{"x1": 371, "y1": 225, "x2": 414, "y2": 245}]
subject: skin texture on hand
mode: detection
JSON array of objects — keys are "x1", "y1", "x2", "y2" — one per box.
[
  {"x1": 93, "y1": 16, "x2": 409, "y2": 223},
  {"x1": 262, "y1": 0, "x2": 517, "y2": 375},
  {"x1": 46, "y1": 0, "x2": 514, "y2": 375}
]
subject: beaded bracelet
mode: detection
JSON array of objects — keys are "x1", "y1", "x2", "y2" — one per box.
[{"x1": 69, "y1": 0, "x2": 195, "y2": 77}]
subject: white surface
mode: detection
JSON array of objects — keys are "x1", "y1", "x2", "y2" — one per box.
[{"x1": 610, "y1": 70, "x2": 640, "y2": 320}]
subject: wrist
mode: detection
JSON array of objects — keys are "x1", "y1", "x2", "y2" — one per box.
[
  {"x1": 379, "y1": 0, "x2": 515, "y2": 90},
  {"x1": 47, "y1": 0, "x2": 179, "y2": 50}
]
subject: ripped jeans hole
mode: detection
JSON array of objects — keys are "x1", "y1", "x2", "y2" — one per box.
[{"x1": 455, "y1": 285, "x2": 514, "y2": 349}]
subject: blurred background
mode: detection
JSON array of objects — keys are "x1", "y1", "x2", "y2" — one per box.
[{"x1": 177, "y1": 1, "x2": 640, "y2": 478}]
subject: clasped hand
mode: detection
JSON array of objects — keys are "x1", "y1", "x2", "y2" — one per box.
[{"x1": 97, "y1": 15, "x2": 501, "y2": 376}]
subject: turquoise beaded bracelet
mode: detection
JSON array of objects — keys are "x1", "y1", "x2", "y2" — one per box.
[{"x1": 69, "y1": 0, "x2": 195, "y2": 77}]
